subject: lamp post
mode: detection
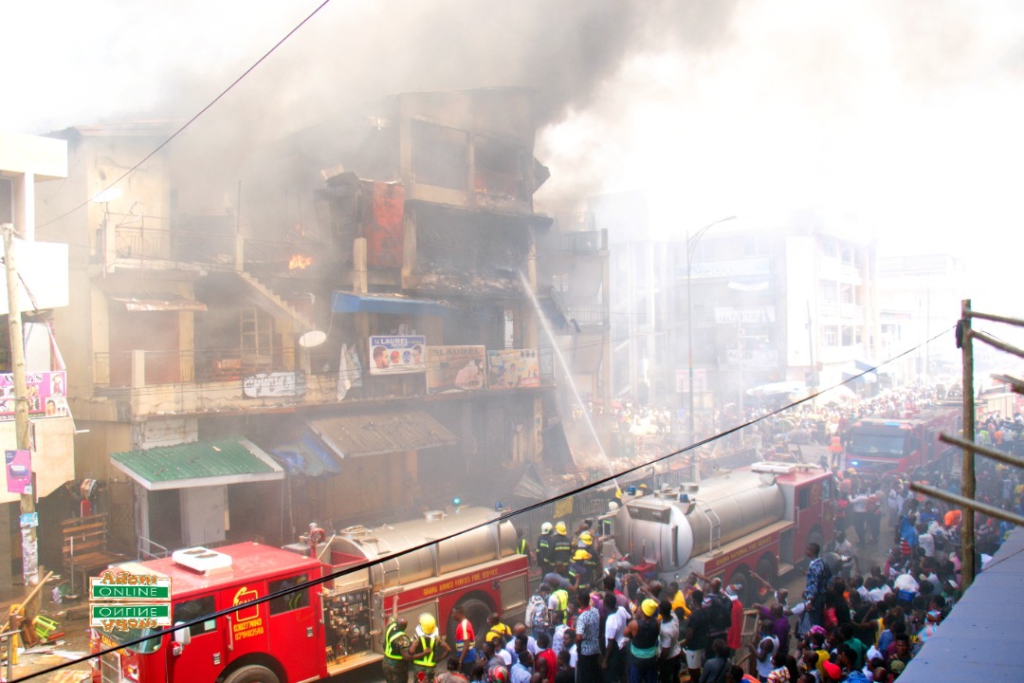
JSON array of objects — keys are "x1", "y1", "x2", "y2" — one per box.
[{"x1": 686, "y1": 215, "x2": 736, "y2": 481}]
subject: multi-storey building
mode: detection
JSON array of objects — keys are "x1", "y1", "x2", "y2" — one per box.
[
  {"x1": 35, "y1": 90, "x2": 563, "y2": 556},
  {"x1": 667, "y1": 215, "x2": 879, "y2": 431},
  {"x1": 0, "y1": 131, "x2": 73, "y2": 588}
]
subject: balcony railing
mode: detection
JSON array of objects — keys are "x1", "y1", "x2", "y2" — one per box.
[
  {"x1": 94, "y1": 347, "x2": 297, "y2": 388},
  {"x1": 108, "y1": 220, "x2": 235, "y2": 266},
  {"x1": 563, "y1": 304, "x2": 608, "y2": 328},
  {"x1": 550, "y1": 229, "x2": 607, "y2": 253},
  {"x1": 473, "y1": 168, "x2": 524, "y2": 200}
]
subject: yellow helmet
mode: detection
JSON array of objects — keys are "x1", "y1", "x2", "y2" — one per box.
[
  {"x1": 579, "y1": 532, "x2": 593, "y2": 546},
  {"x1": 555, "y1": 521, "x2": 567, "y2": 535},
  {"x1": 419, "y1": 613, "x2": 437, "y2": 634},
  {"x1": 572, "y1": 549, "x2": 592, "y2": 562},
  {"x1": 641, "y1": 599, "x2": 658, "y2": 617}
]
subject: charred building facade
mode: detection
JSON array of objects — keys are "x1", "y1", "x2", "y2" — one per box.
[{"x1": 35, "y1": 90, "x2": 569, "y2": 557}]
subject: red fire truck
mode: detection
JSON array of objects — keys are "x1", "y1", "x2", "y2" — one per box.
[
  {"x1": 843, "y1": 405, "x2": 961, "y2": 476},
  {"x1": 608, "y1": 462, "x2": 835, "y2": 603},
  {"x1": 91, "y1": 507, "x2": 528, "y2": 683}
]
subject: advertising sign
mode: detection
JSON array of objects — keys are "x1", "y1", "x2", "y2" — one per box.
[
  {"x1": 368, "y1": 336, "x2": 426, "y2": 375},
  {"x1": 487, "y1": 349, "x2": 541, "y2": 389},
  {"x1": 242, "y1": 372, "x2": 307, "y2": 398},
  {"x1": 90, "y1": 570, "x2": 173, "y2": 631},
  {"x1": 0, "y1": 370, "x2": 68, "y2": 420},
  {"x1": 426, "y1": 346, "x2": 487, "y2": 394},
  {"x1": 5, "y1": 450, "x2": 31, "y2": 494}
]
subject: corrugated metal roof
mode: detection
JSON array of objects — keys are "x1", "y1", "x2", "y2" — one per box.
[
  {"x1": 110, "y1": 438, "x2": 284, "y2": 491},
  {"x1": 898, "y1": 527, "x2": 1024, "y2": 682},
  {"x1": 308, "y1": 409, "x2": 457, "y2": 458}
]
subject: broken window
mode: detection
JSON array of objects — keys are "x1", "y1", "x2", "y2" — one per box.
[
  {"x1": 475, "y1": 137, "x2": 522, "y2": 200},
  {"x1": 411, "y1": 120, "x2": 468, "y2": 190}
]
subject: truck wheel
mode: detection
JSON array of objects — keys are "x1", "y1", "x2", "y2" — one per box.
[
  {"x1": 222, "y1": 665, "x2": 280, "y2": 683},
  {"x1": 447, "y1": 596, "x2": 493, "y2": 646},
  {"x1": 729, "y1": 567, "x2": 751, "y2": 604}
]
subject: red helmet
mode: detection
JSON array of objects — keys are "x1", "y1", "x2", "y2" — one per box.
[{"x1": 491, "y1": 666, "x2": 509, "y2": 683}]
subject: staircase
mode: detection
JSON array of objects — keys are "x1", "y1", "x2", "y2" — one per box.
[
  {"x1": 236, "y1": 271, "x2": 316, "y2": 332},
  {"x1": 695, "y1": 500, "x2": 723, "y2": 555}
]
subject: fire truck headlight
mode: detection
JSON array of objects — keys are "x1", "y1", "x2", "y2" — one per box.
[
  {"x1": 851, "y1": 461, "x2": 859, "y2": 467},
  {"x1": 452, "y1": 497, "x2": 461, "y2": 506}
]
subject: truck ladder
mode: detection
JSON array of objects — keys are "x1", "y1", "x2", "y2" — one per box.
[{"x1": 695, "y1": 501, "x2": 723, "y2": 555}]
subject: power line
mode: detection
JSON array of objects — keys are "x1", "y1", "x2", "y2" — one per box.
[
  {"x1": 14, "y1": 325, "x2": 954, "y2": 682},
  {"x1": 36, "y1": 0, "x2": 337, "y2": 231}
]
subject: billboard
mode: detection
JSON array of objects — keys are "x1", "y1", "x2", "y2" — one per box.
[
  {"x1": 0, "y1": 370, "x2": 68, "y2": 420},
  {"x1": 368, "y1": 336, "x2": 426, "y2": 375},
  {"x1": 426, "y1": 346, "x2": 487, "y2": 394},
  {"x1": 487, "y1": 349, "x2": 541, "y2": 389}
]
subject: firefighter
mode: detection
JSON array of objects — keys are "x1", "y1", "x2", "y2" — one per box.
[
  {"x1": 516, "y1": 528, "x2": 530, "y2": 565},
  {"x1": 551, "y1": 521, "x2": 572, "y2": 567},
  {"x1": 570, "y1": 549, "x2": 593, "y2": 587},
  {"x1": 536, "y1": 522, "x2": 553, "y2": 574},
  {"x1": 382, "y1": 617, "x2": 412, "y2": 683},
  {"x1": 409, "y1": 613, "x2": 451, "y2": 683},
  {"x1": 577, "y1": 531, "x2": 601, "y2": 582}
]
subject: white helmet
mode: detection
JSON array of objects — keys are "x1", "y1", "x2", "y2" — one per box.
[{"x1": 541, "y1": 522, "x2": 553, "y2": 534}]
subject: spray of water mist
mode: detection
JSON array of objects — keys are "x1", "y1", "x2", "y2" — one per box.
[{"x1": 519, "y1": 271, "x2": 620, "y2": 488}]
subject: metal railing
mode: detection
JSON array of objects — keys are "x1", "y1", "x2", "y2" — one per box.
[
  {"x1": 112, "y1": 224, "x2": 235, "y2": 265},
  {"x1": 563, "y1": 304, "x2": 608, "y2": 328},
  {"x1": 549, "y1": 229, "x2": 606, "y2": 252},
  {"x1": 138, "y1": 536, "x2": 170, "y2": 560},
  {"x1": 473, "y1": 168, "x2": 524, "y2": 200},
  {"x1": 94, "y1": 347, "x2": 297, "y2": 388}
]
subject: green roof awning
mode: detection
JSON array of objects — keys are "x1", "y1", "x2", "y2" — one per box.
[{"x1": 110, "y1": 438, "x2": 284, "y2": 491}]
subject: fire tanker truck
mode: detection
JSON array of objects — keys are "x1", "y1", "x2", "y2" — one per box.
[
  {"x1": 608, "y1": 462, "x2": 835, "y2": 602},
  {"x1": 91, "y1": 507, "x2": 527, "y2": 683},
  {"x1": 842, "y1": 405, "x2": 961, "y2": 476}
]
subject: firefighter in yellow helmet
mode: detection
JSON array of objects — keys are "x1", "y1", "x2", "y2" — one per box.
[
  {"x1": 570, "y1": 548, "x2": 594, "y2": 586},
  {"x1": 551, "y1": 521, "x2": 572, "y2": 567},
  {"x1": 408, "y1": 613, "x2": 451, "y2": 683}
]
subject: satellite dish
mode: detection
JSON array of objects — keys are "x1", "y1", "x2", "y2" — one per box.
[
  {"x1": 90, "y1": 187, "x2": 123, "y2": 204},
  {"x1": 299, "y1": 330, "x2": 327, "y2": 348}
]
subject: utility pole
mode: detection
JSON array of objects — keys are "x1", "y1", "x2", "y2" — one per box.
[
  {"x1": 960, "y1": 298, "x2": 975, "y2": 589},
  {"x1": 2, "y1": 223, "x2": 37, "y2": 588}
]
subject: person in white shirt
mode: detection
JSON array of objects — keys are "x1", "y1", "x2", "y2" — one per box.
[
  {"x1": 865, "y1": 577, "x2": 893, "y2": 603},
  {"x1": 755, "y1": 619, "x2": 779, "y2": 681},
  {"x1": 602, "y1": 593, "x2": 629, "y2": 682},
  {"x1": 560, "y1": 628, "x2": 577, "y2": 668},
  {"x1": 850, "y1": 491, "x2": 869, "y2": 545},
  {"x1": 917, "y1": 523, "x2": 935, "y2": 558}
]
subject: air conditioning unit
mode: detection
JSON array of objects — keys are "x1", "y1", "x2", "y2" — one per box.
[{"x1": 172, "y1": 547, "x2": 233, "y2": 574}]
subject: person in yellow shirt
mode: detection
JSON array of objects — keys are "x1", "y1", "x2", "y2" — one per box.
[{"x1": 667, "y1": 581, "x2": 691, "y2": 619}]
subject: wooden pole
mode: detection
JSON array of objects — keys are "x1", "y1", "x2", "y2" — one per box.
[
  {"x1": 960, "y1": 298, "x2": 975, "y2": 589},
  {"x1": 940, "y1": 432, "x2": 1024, "y2": 470},
  {"x1": 2, "y1": 224, "x2": 37, "y2": 589},
  {"x1": 910, "y1": 483, "x2": 1024, "y2": 528}
]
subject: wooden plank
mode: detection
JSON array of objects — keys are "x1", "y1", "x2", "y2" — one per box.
[{"x1": 60, "y1": 519, "x2": 108, "y2": 533}]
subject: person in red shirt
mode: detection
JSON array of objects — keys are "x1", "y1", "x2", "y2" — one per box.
[
  {"x1": 534, "y1": 631, "x2": 557, "y2": 683},
  {"x1": 725, "y1": 584, "x2": 744, "y2": 651},
  {"x1": 451, "y1": 604, "x2": 478, "y2": 676}
]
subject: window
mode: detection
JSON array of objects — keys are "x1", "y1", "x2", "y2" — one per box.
[
  {"x1": 841, "y1": 327, "x2": 853, "y2": 346},
  {"x1": 174, "y1": 596, "x2": 218, "y2": 637},
  {"x1": 823, "y1": 326, "x2": 838, "y2": 347},
  {"x1": 798, "y1": 487, "x2": 810, "y2": 510},
  {"x1": 0, "y1": 177, "x2": 12, "y2": 225},
  {"x1": 743, "y1": 240, "x2": 769, "y2": 257},
  {"x1": 821, "y1": 239, "x2": 838, "y2": 258},
  {"x1": 840, "y1": 243, "x2": 856, "y2": 265},
  {"x1": 411, "y1": 120, "x2": 468, "y2": 190},
  {"x1": 474, "y1": 137, "x2": 522, "y2": 199},
  {"x1": 269, "y1": 574, "x2": 309, "y2": 615},
  {"x1": 840, "y1": 283, "x2": 854, "y2": 304},
  {"x1": 240, "y1": 307, "x2": 274, "y2": 370},
  {"x1": 820, "y1": 281, "x2": 837, "y2": 303}
]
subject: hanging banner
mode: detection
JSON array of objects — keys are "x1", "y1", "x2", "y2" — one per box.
[
  {"x1": 368, "y1": 336, "x2": 426, "y2": 375},
  {"x1": 0, "y1": 370, "x2": 68, "y2": 420},
  {"x1": 6, "y1": 449, "x2": 31, "y2": 494},
  {"x1": 487, "y1": 349, "x2": 541, "y2": 389},
  {"x1": 426, "y1": 346, "x2": 487, "y2": 394}
]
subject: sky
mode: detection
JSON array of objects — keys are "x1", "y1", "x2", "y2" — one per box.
[{"x1": 4, "y1": 0, "x2": 1024, "y2": 312}]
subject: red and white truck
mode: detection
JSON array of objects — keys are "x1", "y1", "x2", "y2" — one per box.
[
  {"x1": 608, "y1": 462, "x2": 835, "y2": 602},
  {"x1": 843, "y1": 405, "x2": 961, "y2": 476},
  {"x1": 91, "y1": 507, "x2": 528, "y2": 683}
]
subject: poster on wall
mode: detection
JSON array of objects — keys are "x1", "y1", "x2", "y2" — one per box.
[
  {"x1": 6, "y1": 449, "x2": 31, "y2": 494},
  {"x1": 426, "y1": 346, "x2": 487, "y2": 394},
  {"x1": 487, "y1": 349, "x2": 541, "y2": 389},
  {"x1": 368, "y1": 336, "x2": 427, "y2": 375},
  {"x1": 0, "y1": 370, "x2": 68, "y2": 421}
]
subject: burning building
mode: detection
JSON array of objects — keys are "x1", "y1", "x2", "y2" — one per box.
[{"x1": 33, "y1": 90, "x2": 579, "y2": 556}]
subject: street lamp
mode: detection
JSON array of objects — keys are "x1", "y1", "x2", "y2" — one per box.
[{"x1": 686, "y1": 215, "x2": 737, "y2": 481}]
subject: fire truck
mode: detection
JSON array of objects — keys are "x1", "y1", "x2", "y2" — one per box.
[
  {"x1": 843, "y1": 405, "x2": 961, "y2": 476},
  {"x1": 91, "y1": 507, "x2": 528, "y2": 683},
  {"x1": 607, "y1": 462, "x2": 834, "y2": 602}
]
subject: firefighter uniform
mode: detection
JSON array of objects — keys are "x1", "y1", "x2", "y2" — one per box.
[
  {"x1": 550, "y1": 521, "x2": 572, "y2": 567},
  {"x1": 536, "y1": 523, "x2": 553, "y2": 574},
  {"x1": 411, "y1": 614, "x2": 448, "y2": 683},
  {"x1": 382, "y1": 620, "x2": 410, "y2": 683}
]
